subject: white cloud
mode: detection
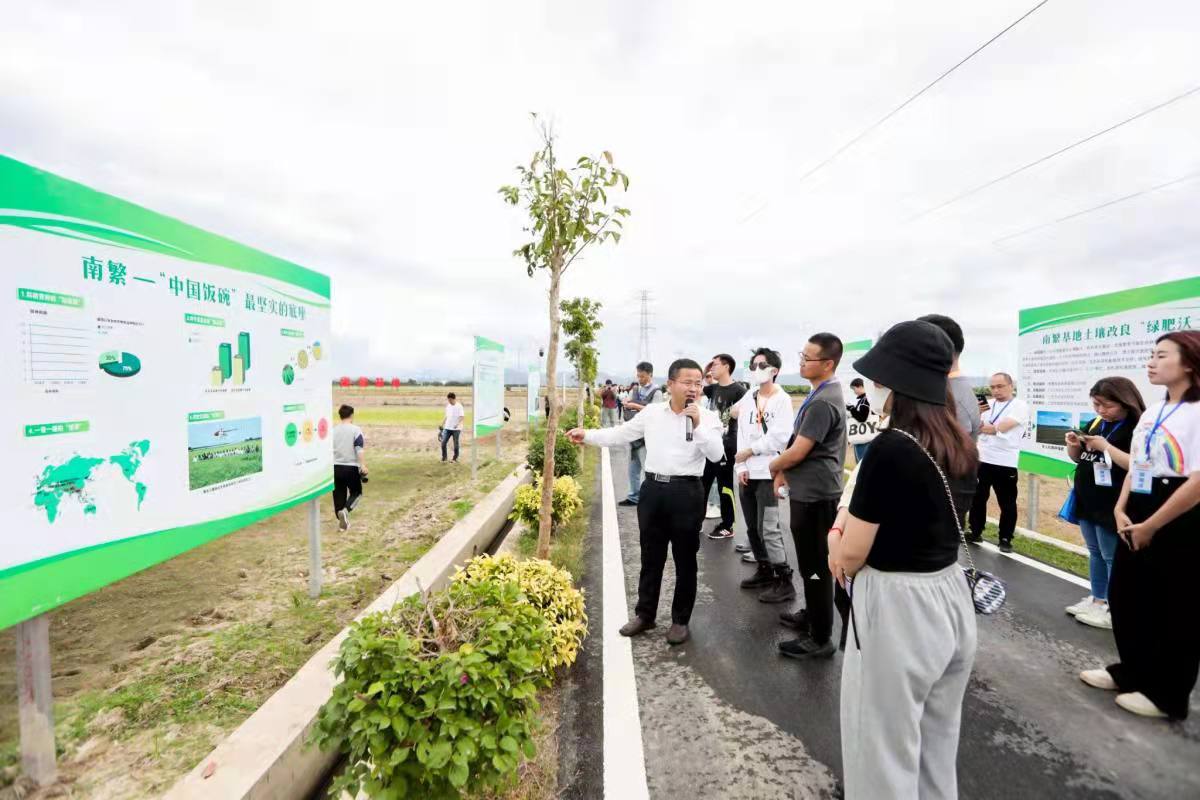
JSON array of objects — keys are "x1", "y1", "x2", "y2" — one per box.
[{"x1": 3, "y1": 0, "x2": 1198, "y2": 382}]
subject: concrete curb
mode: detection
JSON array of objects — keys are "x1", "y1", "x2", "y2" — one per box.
[
  {"x1": 989, "y1": 517, "x2": 1089, "y2": 556},
  {"x1": 163, "y1": 467, "x2": 532, "y2": 800}
]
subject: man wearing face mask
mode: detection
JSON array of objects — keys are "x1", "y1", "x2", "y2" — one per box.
[
  {"x1": 568, "y1": 359, "x2": 724, "y2": 646},
  {"x1": 733, "y1": 347, "x2": 797, "y2": 602}
]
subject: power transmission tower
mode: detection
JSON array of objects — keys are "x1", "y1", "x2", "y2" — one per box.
[{"x1": 636, "y1": 290, "x2": 654, "y2": 364}]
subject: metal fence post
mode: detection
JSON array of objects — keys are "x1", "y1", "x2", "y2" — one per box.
[
  {"x1": 16, "y1": 614, "x2": 57, "y2": 786},
  {"x1": 1026, "y1": 472, "x2": 1039, "y2": 530},
  {"x1": 307, "y1": 498, "x2": 322, "y2": 598}
]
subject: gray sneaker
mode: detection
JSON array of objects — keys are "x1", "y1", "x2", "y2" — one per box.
[{"x1": 741, "y1": 552, "x2": 757, "y2": 563}]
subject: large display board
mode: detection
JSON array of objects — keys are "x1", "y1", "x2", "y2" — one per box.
[
  {"x1": 473, "y1": 335, "x2": 505, "y2": 436},
  {"x1": 527, "y1": 365, "x2": 541, "y2": 419},
  {"x1": 0, "y1": 156, "x2": 333, "y2": 630},
  {"x1": 1018, "y1": 277, "x2": 1199, "y2": 478}
]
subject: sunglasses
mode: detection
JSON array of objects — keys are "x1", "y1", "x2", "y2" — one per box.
[{"x1": 749, "y1": 362, "x2": 774, "y2": 370}]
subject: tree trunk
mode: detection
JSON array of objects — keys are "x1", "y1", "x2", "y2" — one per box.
[{"x1": 537, "y1": 257, "x2": 563, "y2": 559}]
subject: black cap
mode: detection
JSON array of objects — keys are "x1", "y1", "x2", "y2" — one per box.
[{"x1": 852, "y1": 320, "x2": 954, "y2": 405}]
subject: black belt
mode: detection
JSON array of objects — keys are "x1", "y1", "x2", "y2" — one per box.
[{"x1": 645, "y1": 472, "x2": 700, "y2": 483}]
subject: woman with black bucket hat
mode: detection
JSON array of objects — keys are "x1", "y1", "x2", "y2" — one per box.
[{"x1": 828, "y1": 320, "x2": 980, "y2": 800}]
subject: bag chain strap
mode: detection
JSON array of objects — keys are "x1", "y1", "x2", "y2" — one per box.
[{"x1": 889, "y1": 428, "x2": 978, "y2": 577}]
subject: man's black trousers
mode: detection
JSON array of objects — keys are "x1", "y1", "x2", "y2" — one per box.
[
  {"x1": 789, "y1": 497, "x2": 850, "y2": 646},
  {"x1": 701, "y1": 456, "x2": 736, "y2": 531},
  {"x1": 635, "y1": 477, "x2": 706, "y2": 625},
  {"x1": 332, "y1": 464, "x2": 363, "y2": 513}
]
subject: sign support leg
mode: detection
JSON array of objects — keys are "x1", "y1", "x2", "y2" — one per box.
[
  {"x1": 307, "y1": 498, "x2": 321, "y2": 599},
  {"x1": 1026, "y1": 472, "x2": 1039, "y2": 531},
  {"x1": 16, "y1": 614, "x2": 56, "y2": 787},
  {"x1": 496, "y1": 428, "x2": 501, "y2": 460}
]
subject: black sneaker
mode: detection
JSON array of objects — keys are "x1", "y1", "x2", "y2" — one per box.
[
  {"x1": 999, "y1": 541, "x2": 1014, "y2": 554},
  {"x1": 618, "y1": 498, "x2": 638, "y2": 507},
  {"x1": 964, "y1": 533, "x2": 983, "y2": 544},
  {"x1": 778, "y1": 609, "x2": 810, "y2": 631},
  {"x1": 705, "y1": 527, "x2": 734, "y2": 540},
  {"x1": 758, "y1": 575, "x2": 796, "y2": 604},
  {"x1": 740, "y1": 565, "x2": 774, "y2": 590},
  {"x1": 779, "y1": 636, "x2": 836, "y2": 660}
]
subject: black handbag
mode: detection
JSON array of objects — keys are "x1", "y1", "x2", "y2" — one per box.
[{"x1": 891, "y1": 429, "x2": 1008, "y2": 615}]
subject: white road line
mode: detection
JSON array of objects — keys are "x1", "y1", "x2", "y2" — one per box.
[
  {"x1": 976, "y1": 540, "x2": 1090, "y2": 589},
  {"x1": 600, "y1": 447, "x2": 650, "y2": 800}
]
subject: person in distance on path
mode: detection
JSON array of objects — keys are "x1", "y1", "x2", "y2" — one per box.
[
  {"x1": 770, "y1": 333, "x2": 850, "y2": 659},
  {"x1": 332, "y1": 404, "x2": 368, "y2": 531},
  {"x1": 600, "y1": 380, "x2": 620, "y2": 428},
  {"x1": 828, "y1": 320, "x2": 979, "y2": 800},
  {"x1": 967, "y1": 373, "x2": 1028, "y2": 551},
  {"x1": 618, "y1": 362, "x2": 663, "y2": 506},
  {"x1": 568, "y1": 358, "x2": 723, "y2": 646},
  {"x1": 701, "y1": 354, "x2": 746, "y2": 540},
  {"x1": 732, "y1": 347, "x2": 796, "y2": 603}
]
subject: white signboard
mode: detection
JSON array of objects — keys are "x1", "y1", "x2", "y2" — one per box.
[
  {"x1": 473, "y1": 335, "x2": 505, "y2": 435},
  {"x1": 0, "y1": 156, "x2": 333, "y2": 630},
  {"x1": 527, "y1": 365, "x2": 541, "y2": 418}
]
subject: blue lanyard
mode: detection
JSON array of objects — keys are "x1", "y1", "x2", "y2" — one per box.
[
  {"x1": 798, "y1": 380, "x2": 831, "y2": 417},
  {"x1": 1097, "y1": 419, "x2": 1124, "y2": 440},
  {"x1": 988, "y1": 399, "x2": 1013, "y2": 425},
  {"x1": 1144, "y1": 402, "x2": 1183, "y2": 460}
]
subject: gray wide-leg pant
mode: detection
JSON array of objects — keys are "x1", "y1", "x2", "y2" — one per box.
[{"x1": 841, "y1": 564, "x2": 977, "y2": 800}]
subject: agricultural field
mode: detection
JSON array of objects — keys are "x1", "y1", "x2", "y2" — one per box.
[{"x1": 187, "y1": 440, "x2": 264, "y2": 490}]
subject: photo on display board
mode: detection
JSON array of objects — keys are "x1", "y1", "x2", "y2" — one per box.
[
  {"x1": 187, "y1": 417, "x2": 264, "y2": 490},
  {"x1": 1035, "y1": 409, "x2": 1073, "y2": 447}
]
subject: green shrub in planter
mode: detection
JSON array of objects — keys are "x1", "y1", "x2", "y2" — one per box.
[
  {"x1": 509, "y1": 476, "x2": 582, "y2": 534},
  {"x1": 526, "y1": 425, "x2": 580, "y2": 478},
  {"x1": 558, "y1": 403, "x2": 600, "y2": 431},
  {"x1": 453, "y1": 554, "x2": 587, "y2": 670},
  {"x1": 313, "y1": 578, "x2": 552, "y2": 799}
]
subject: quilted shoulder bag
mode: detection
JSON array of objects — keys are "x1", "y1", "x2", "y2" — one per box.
[{"x1": 891, "y1": 428, "x2": 1007, "y2": 615}]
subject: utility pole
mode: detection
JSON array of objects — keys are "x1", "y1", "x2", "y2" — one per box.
[{"x1": 637, "y1": 290, "x2": 654, "y2": 365}]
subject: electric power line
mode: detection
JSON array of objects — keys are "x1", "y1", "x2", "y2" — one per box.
[
  {"x1": 737, "y1": 0, "x2": 1053, "y2": 224},
  {"x1": 912, "y1": 84, "x2": 1200, "y2": 222},
  {"x1": 993, "y1": 170, "x2": 1200, "y2": 245}
]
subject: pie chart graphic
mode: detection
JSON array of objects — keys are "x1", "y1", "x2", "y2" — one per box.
[
  {"x1": 317, "y1": 417, "x2": 329, "y2": 439},
  {"x1": 98, "y1": 351, "x2": 141, "y2": 378},
  {"x1": 302, "y1": 419, "x2": 314, "y2": 443},
  {"x1": 284, "y1": 422, "x2": 298, "y2": 447},
  {"x1": 282, "y1": 364, "x2": 295, "y2": 385}
]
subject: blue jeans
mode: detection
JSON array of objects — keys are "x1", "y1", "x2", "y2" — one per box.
[
  {"x1": 440, "y1": 429, "x2": 461, "y2": 461},
  {"x1": 627, "y1": 443, "x2": 646, "y2": 502},
  {"x1": 1079, "y1": 518, "x2": 1118, "y2": 601},
  {"x1": 853, "y1": 442, "x2": 870, "y2": 464}
]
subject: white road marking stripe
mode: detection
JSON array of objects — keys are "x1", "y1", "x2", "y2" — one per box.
[
  {"x1": 601, "y1": 447, "x2": 650, "y2": 800},
  {"x1": 977, "y1": 540, "x2": 1090, "y2": 589}
]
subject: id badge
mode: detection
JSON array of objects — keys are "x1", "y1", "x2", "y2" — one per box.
[
  {"x1": 1092, "y1": 462, "x2": 1113, "y2": 488},
  {"x1": 1130, "y1": 460, "x2": 1154, "y2": 495}
]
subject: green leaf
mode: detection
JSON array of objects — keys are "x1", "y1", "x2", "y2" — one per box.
[
  {"x1": 448, "y1": 762, "x2": 469, "y2": 788},
  {"x1": 523, "y1": 737, "x2": 537, "y2": 759},
  {"x1": 499, "y1": 735, "x2": 519, "y2": 753}
]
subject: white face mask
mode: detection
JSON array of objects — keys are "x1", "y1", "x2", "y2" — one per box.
[
  {"x1": 867, "y1": 384, "x2": 891, "y2": 412},
  {"x1": 752, "y1": 367, "x2": 775, "y2": 386}
]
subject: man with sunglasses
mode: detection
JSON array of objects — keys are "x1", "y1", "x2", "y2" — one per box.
[
  {"x1": 968, "y1": 372, "x2": 1028, "y2": 552},
  {"x1": 568, "y1": 359, "x2": 724, "y2": 646},
  {"x1": 770, "y1": 333, "x2": 850, "y2": 659}
]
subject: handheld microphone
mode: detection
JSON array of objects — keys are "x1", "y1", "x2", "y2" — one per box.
[{"x1": 685, "y1": 398, "x2": 694, "y2": 442}]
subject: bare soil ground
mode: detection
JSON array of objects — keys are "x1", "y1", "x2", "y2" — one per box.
[{"x1": 0, "y1": 389, "x2": 527, "y2": 799}]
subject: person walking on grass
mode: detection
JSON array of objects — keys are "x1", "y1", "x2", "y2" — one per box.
[
  {"x1": 568, "y1": 359, "x2": 723, "y2": 646},
  {"x1": 1081, "y1": 331, "x2": 1200, "y2": 720},
  {"x1": 732, "y1": 347, "x2": 795, "y2": 603},
  {"x1": 332, "y1": 404, "x2": 368, "y2": 531},
  {"x1": 702, "y1": 354, "x2": 747, "y2": 540},
  {"x1": 828, "y1": 320, "x2": 979, "y2": 800},
  {"x1": 619, "y1": 362, "x2": 662, "y2": 506},
  {"x1": 967, "y1": 372, "x2": 1028, "y2": 552},
  {"x1": 1064, "y1": 377, "x2": 1144, "y2": 630},
  {"x1": 771, "y1": 333, "x2": 850, "y2": 659},
  {"x1": 440, "y1": 392, "x2": 465, "y2": 462}
]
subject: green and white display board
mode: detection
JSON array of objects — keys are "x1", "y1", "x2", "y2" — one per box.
[
  {"x1": 1018, "y1": 277, "x2": 1198, "y2": 478},
  {"x1": 0, "y1": 156, "x2": 333, "y2": 631},
  {"x1": 839, "y1": 338, "x2": 880, "y2": 446},
  {"x1": 473, "y1": 335, "x2": 505, "y2": 436},
  {"x1": 527, "y1": 364, "x2": 540, "y2": 418}
]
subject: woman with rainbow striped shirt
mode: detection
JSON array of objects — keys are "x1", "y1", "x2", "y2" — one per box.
[{"x1": 1080, "y1": 330, "x2": 1200, "y2": 719}]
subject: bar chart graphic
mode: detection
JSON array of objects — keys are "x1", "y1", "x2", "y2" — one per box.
[{"x1": 210, "y1": 332, "x2": 251, "y2": 386}]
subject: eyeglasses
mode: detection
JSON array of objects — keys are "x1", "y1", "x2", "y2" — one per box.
[
  {"x1": 799, "y1": 353, "x2": 831, "y2": 364},
  {"x1": 673, "y1": 380, "x2": 704, "y2": 389},
  {"x1": 749, "y1": 362, "x2": 773, "y2": 370}
]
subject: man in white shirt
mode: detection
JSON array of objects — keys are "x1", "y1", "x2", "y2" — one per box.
[
  {"x1": 732, "y1": 347, "x2": 796, "y2": 603},
  {"x1": 968, "y1": 372, "x2": 1029, "y2": 552},
  {"x1": 440, "y1": 392, "x2": 465, "y2": 463},
  {"x1": 568, "y1": 358, "x2": 723, "y2": 646},
  {"x1": 332, "y1": 404, "x2": 368, "y2": 531}
]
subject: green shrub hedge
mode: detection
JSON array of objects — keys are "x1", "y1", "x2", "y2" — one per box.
[{"x1": 526, "y1": 425, "x2": 581, "y2": 478}]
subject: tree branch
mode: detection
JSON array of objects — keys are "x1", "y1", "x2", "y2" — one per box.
[{"x1": 561, "y1": 215, "x2": 615, "y2": 275}]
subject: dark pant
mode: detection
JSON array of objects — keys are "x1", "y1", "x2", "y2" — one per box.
[
  {"x1": 440, "y1": 429, "x2": 461, "y2": 461},
  {"x1": 1108, "y1": 478, "x2": 1200, "y2": 719},
  {"x1": 790, "y1": 498, "x2": 850, "y2": 645},
  {"x1": 332, "y1": 464, "x2": 363, "y2": 513},
  {"x1": 635, "y1": 477, "x2": 706, "y2": 625},
  {"x1": 969, "y1": 462, "x2": 1018, "y2": 542},
  {"x1": 701, "y1": 456, "x2": 736, "y2": 530}
]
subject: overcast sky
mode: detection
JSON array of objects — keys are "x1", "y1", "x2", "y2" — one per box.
[{"x1": 3, "y1": 1, "x2": 1198, "y2": 381}]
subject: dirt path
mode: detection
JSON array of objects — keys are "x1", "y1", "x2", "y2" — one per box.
[{"x1": 1, "y1": 399, "x2": 528, "y2": 799}]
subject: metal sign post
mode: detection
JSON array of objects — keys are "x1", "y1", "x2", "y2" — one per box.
[
  {"x1": 307, "y1": 498, "x2": 322, "y2": 599},
  {"x1": 16, "y1": 614, "x2": 57, "y2": 787},
  {"x1": 1026, "y1": 473, "x2": 1039, "y2": 530},
  {"x1": 471, "y1": 358, "x2": 479, "y2": 482}
]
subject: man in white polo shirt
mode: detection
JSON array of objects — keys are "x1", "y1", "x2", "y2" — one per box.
[
  {"x1": 968, "y1": 372, "x2": 1028, "y2": 553},
  {"x1": 440, "y1": 392, "x2": 465, "y2": 463},
  {"x1": 568, "y1": 358, "x2": 723, "y2": 646}
]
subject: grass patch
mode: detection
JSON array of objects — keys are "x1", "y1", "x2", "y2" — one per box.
[
  {"x1": 518, "y1": 447, "x2": 598, "y2": 581},
  {"x1": 351, "y1": 406, "x2": 465, "y2": 428},
  {"x1": 450, "y1": 498, "x2": 475, "y2": 518},
  {"x1": 981, "y1": 522, "x2": 1089, "y2": 578}
]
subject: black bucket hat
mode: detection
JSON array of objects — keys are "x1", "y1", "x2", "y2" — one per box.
[{"x1": 852, "y1": 320, "x2": 954, "y2": 405}]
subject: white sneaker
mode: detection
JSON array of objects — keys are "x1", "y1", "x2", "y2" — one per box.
[
  {"x1": 1080, "y1": 668, "x2": 1117, "y2": 691},
  {"x1": 741, "y1": 552, "x2": 757, "y2": 563},
  {"x1": 705, "y1": 504, "x2": 721, "y2": 519},
  {"x1": 1116, "y1": 692, "x2": 1168, "y2": 719},
  {"x1": 1077, "y1": 606, "x2": 1112, "y2": 630},
  {"x1": 1065, "y1": 595, "x2": 1096, "y2": 617},
  {"x1": 337, "y1": 509, "x2": 350, "y2": 531}
]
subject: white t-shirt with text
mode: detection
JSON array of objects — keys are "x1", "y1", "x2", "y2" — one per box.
[{"x1": 977, "y1": 397, "x2": 1029, "y2": 469}]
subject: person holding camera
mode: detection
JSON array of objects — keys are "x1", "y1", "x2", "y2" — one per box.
[{"x1": 1063, "y1": 377, "x2": 1144, "y2": 630}]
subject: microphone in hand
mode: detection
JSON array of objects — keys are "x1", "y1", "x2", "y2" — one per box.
[{"x1": 685, "y1": 398, "x2": 694, "y2": 442}]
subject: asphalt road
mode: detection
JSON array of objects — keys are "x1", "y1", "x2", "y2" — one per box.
[{"x1": 604, "y1": 447, "x2": 1200, "y2": 800}]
